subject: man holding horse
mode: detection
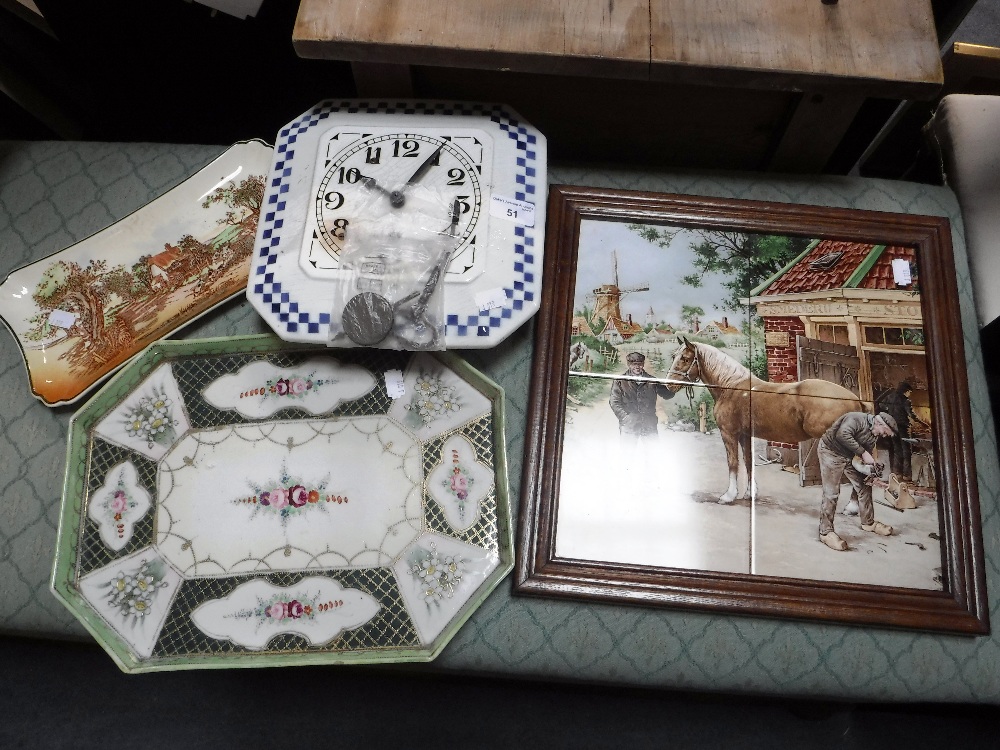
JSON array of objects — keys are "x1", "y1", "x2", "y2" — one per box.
[
  {"x1": 610, "y1": 352, "x2": 674, "y2": 440},
  {"x1": 817, "y1": 411, "x2": 899, "y2": 551}
]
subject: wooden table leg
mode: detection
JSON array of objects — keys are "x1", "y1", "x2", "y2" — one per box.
[
  {"x1": 350, "y1": 62, "x2": 415, "y2": 97},
  {"x1": 768, "y1": 90, "x2": 866, "y2": 173}
]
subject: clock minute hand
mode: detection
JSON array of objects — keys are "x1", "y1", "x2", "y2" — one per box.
[{"x1": 397, "y1": 142, "x2": 445, "y2": 193}]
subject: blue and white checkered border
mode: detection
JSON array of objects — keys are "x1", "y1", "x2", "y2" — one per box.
[{"x1": 250, "y1": 100, "x2": 542, "y2": 342}]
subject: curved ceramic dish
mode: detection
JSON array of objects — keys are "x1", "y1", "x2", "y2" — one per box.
[
  {"x1": 0, "y1": 140, "x2": 274, "y2": 407},
  {"x1": 246, "y1": 99, "x2": 547, "y2": 349},
  {"x1": 52, "y1": 334, "x2": 511, "y2": 672}
]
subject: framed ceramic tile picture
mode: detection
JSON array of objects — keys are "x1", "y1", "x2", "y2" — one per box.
[{"x1": 514, "y1": 184, "x2": 989, "y2": 635}]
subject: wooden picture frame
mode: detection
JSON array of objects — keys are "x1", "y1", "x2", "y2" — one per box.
[{"x1": 514, "y1": 184, "x2": 989, "y2": 635}]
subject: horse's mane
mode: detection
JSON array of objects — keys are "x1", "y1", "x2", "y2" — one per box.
[{"x1": 693, "y1": 342, "x2": 753, "y2": 389}]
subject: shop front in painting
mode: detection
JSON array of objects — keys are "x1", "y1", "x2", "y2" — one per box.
[{"x1": 749, "y1": 239, "x2": 932, "y2": 480}]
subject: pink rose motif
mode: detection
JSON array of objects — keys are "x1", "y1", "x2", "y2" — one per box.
[
  {"x1": 288, "y1": 600, "x2": 304, "y2": 618},
  {"x1": 269, "y1": 488, "x2": 289, "y2": 509},
  {"x1": 450, "y1": 474, "x2": 468, "y2": 493},
  {"x1": 289, "y1": 378, "x2": 307, "y2": 395},
  {"x1": 289, "y1": 485, "x2": 308, "y2": 508},
  {"x1": 274, "y1": 379, "x2": 290, "y2": 396},
  {"x1": 111, "y1": 490, "x2": 127, "y2": 513},
  {"x1": 267, "y1": 602, "x2": 287, "y2": 619}
]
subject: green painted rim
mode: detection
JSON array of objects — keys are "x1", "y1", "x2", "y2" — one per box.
[{"x1": 52, "y1": 333, "x2": 513, "y2": 673}]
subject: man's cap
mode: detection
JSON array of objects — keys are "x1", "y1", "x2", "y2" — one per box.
[
  {"x1": 875, "y1": 412, "x2": 898, "y2": 434},
  {"x1": 626, "y1": 352, "x2": 646, "y2": 363}
]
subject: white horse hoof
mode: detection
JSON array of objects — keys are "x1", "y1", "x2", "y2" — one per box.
[
  {"x1": 718, "y1": 495, "x2": 735, "y2": 505},
  {"x1": 842, "y1": 499, "x2": 860, "y2": 516}
]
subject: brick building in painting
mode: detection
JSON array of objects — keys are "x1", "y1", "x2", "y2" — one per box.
[{"x1": 748, "y1": 238, "x2": 928, "y2": 418}]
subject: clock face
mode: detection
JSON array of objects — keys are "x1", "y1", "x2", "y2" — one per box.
[{"x1": 304, "y1": 127, "x2": 494, "y2": 282}]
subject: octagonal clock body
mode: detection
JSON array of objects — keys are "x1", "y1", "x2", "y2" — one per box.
[{"x1": 247, "y1": 101, "x2": 547, "y2": 349}]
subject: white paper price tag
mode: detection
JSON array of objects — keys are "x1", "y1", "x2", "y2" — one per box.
[
  {"x1": 48, "y1": 309, "x2": 77, "y2": 329},
  {"x1": 490, "y1": 194, "x2": 535, "y2": 227},
  {"x1": 384, "y1": 369, "x2": 405, "y2": 399},
  {"x1": 474, "y1": 287, "x2": 507, "y2": 311},
  {"x1": 892, "y1": 258, "x2": 912, "y2": 286}
]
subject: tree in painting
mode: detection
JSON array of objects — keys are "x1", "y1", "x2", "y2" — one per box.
[
  {"x1": 628, "y1": 225, "x2": 809, "y2": 313},
  {"x1": 680, "y1": 304, "x2": 705, "y2": 333},
  {"x1": 25, "y1": 259, "x2": 134, "y2": 354},
  {"x1": 201, "y1": 174, "x2": 265, "y2": 237},
  {"x1": 624, "y1": 225, "x2": 809, "y2": 380}
]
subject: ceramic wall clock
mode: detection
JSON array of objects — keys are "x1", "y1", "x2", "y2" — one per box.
[
  {"x1": 0, "y1": 140, "x2": 274, "y2": 407},
  {"x1": 51, "y1": 333, "x2": 512, "y2": 672},
  {"x1": 247, "y1": 100, "x2": 547, "y2": 349}
]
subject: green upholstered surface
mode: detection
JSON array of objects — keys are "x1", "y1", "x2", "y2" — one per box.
[{"x1": 1, "y1": 141, "x2": 997, "y2": 702}]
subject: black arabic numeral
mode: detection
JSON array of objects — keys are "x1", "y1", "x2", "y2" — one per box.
[
  {"x1": 392, "y1": 139, "x2": 419, "y2": 157},
  {"x1": 338, "y1": 167, "x2": 361, "y2": 184},
  {"x1": 323, "y1": 191, "x2": 345, "y2": 210},
  {"x1": 446, "y1": 168, "x2": 466, "y2": 186}
]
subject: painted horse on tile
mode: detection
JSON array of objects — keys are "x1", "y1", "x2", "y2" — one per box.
[{"x1": 666, "y1": 337, "x2": 863, "y2": 504}]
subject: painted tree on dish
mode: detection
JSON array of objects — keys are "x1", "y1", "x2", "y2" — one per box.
[
  {"x1": 25, "y1": 258, "x2": 138, "y2": 362},
  {"x1": 201, "y1": 174, "x2": 265, "y2": 238}
]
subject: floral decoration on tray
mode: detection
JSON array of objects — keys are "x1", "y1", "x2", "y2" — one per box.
[{"x1": 52, "y1": 334, "x2": 511, "y2": 672}]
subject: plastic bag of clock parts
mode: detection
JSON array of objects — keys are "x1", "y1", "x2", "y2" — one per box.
[{"x1": 328, "y1": 182, "x2": 460, "y2": 351}]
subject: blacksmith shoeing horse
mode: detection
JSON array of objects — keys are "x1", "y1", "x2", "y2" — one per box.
[{"x1": 666, "y1": 336, "x2": 863, "y2": 504}]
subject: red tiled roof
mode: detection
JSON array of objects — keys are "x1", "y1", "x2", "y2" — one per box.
[
  {"x1": 759, "y1": 240, "x2": 918, "y2": 296},
  {"x1": 149, "y1": 245, "x2": 182, "y2": 269},
  {"x1": 604, "y1": 316, "x2": 644, "y2": 336},
  {"x1": 863, "y1": 245, "x2": 919, "y2": 291},
  {"x1": 708, "y1": 320, "x2": 741, "y2": 334}
]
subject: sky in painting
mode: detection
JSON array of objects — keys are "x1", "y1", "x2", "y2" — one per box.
[{"x1": 574, "y1": 218, "x2": 744, "y2": 329}]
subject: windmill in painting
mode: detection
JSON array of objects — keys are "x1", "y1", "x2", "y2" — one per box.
[{"x1": 586, "y1": 250, "x2": 650, "y2": 344}]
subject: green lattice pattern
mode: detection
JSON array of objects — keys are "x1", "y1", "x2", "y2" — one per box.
[
  {"x1": 172, "y1": 348, "x2": 407, "y2": 429},
  {"x1": 77, "y1": 438, "x2": 158, "y2": 577},
  {"x1": 151, "y1": 568, "x2": 418, "y2": 659},
  {"x1": 421, "y1": 416, "x2": 502, "y2": 554}
]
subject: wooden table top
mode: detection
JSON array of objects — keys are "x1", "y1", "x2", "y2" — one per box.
[{"x1": 293, "y1": 0, "x2": 943, "y2": 98}]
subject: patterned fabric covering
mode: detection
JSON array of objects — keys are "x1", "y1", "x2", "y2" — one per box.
[{"x1": 1, "y1": 141, "x2": 997, "y2": 702}]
